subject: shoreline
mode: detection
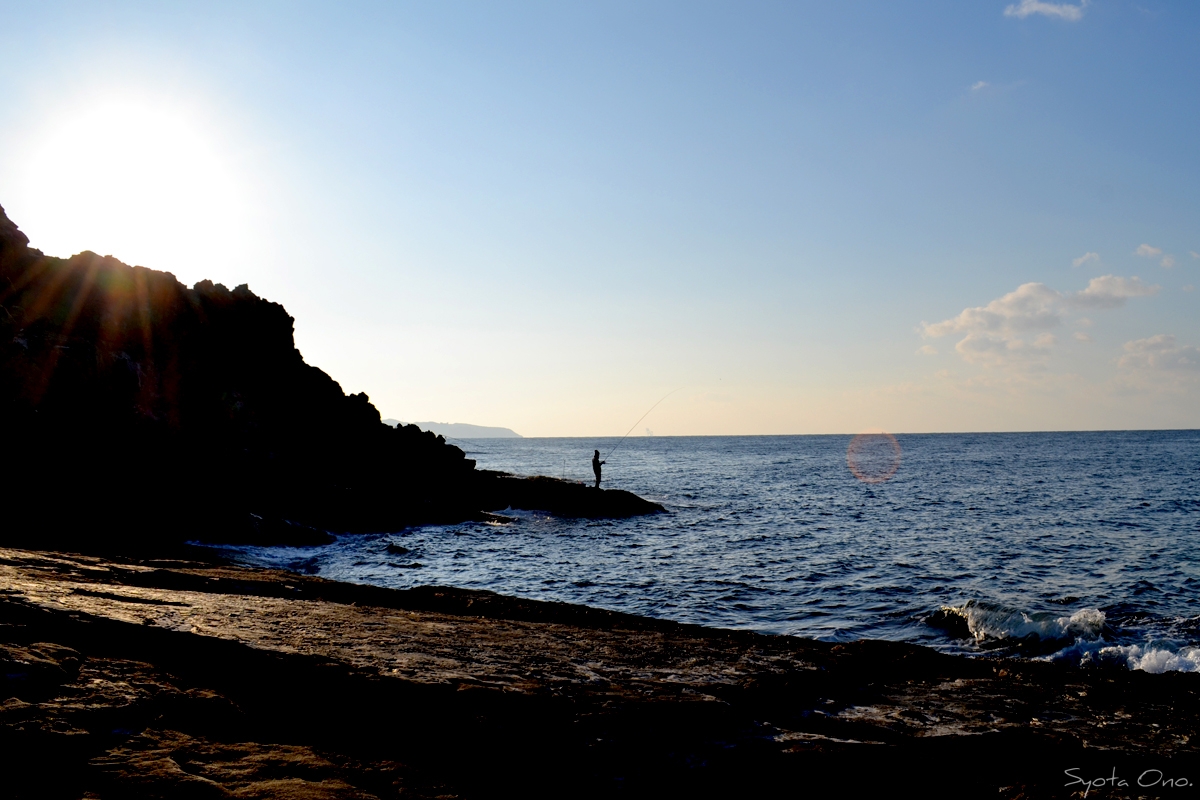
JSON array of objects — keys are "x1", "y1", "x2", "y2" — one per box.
[{"x1": 3, "y1": 546, "x2": 1197, "y2": 798}]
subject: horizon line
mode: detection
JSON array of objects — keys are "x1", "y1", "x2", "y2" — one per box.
[{"x1": 458, "y1": 427, "x2": 1200, "y2": 439}]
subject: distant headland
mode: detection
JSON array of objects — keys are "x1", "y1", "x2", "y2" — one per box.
[{"x1": 383, "y1": 419, "x2": 522, "y2": 438}]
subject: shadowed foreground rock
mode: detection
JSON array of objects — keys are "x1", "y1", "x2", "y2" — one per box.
[{"x1": 1, "y1": 548, "x2": 1196, "y2": 799}]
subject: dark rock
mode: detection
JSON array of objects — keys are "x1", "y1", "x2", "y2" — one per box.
[
  {"x1": 0, "y1": 642, "x2": 83, "y2": 699},
  {"x1": 473, "y1": 472, "x2": 666, "y2": 518}
]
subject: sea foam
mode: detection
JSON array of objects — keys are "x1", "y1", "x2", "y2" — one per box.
[{"x1": 1058, "y1": 641, "x2": 1200, "y2": 673}]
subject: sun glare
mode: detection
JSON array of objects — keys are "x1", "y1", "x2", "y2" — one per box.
[{"x1": 14, "y1": 95, "x2": 257, "y2": 284}]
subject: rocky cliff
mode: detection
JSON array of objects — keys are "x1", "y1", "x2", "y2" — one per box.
[{"x1": 0, "y1": 205, "x2": 660, "y2": 551}]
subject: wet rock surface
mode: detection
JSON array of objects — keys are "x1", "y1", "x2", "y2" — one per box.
[{"x1": 1, "y1": 547, "x2": 1196, "y2": 798}]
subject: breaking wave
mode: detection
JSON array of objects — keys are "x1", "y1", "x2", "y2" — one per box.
[
  {"x1": 927, "y1": 600, "x2": 1107, "y2": 649},
  {"x1": 1053, "y1": 641, "x2": 1200, "y2": 673},
  {"x1": 927, "y1": 600, "x2": 1200, "y2": 672}
]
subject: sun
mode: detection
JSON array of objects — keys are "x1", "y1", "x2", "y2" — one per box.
[{"x1": 13, "y1": 93, "x2": 257, "y2": 284}]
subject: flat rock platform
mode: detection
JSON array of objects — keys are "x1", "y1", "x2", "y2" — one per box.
[{"x1": 1, "y1": 548, "x2": 1196, "y2": 798}]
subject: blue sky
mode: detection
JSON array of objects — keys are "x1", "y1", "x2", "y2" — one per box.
[{"x1": 1, "y1": 1, "x2": 1196, "y2": 434}]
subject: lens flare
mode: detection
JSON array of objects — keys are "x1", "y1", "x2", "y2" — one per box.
[{"x1": 847, "y1": 431, "x2": 901, "y2": 484}]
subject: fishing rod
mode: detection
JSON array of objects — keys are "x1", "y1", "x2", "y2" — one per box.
[{"x1": 604, "y1": 388, "x2": 680, "y2": 461}]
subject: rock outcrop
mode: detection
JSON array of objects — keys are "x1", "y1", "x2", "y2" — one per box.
[
  {"x1": 476, "y1": 472, "x2": 664, "y2": 518},
  {"x1": 0, "y1": 205, "x2": 660, "y2": 551}
]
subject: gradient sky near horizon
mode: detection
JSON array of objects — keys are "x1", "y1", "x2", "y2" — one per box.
[{"x1": 1, "y1": 1, "x2": 1197, "y2": 436}]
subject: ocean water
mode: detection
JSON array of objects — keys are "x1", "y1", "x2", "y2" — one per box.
[{"x1": 214, "y1": 431, "x2": 1200, "y2": 672}]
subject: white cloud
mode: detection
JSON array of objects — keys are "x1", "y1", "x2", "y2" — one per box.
[
  {"x1": 1073, "y1": 331, "x2": 1093, "y2": 342},
  {"x1": 1004, "y1": 0, "x2": 1089, "y2": 21},
  {"x1": 923, "y1": 282, "x2": 1061, "y2": 339},
  {"x1": 921, "y1": 276, "x2": 1159, "y2": 366},
  {"x1": 1070, "y1": 275, "x2": 1160, "y2": 309},
  {"x1": 921, "y1": 282, "x2": 1063, "y2": 366},
  {"x1": 917, "y1": 345, "x2": 938, "y2": 355},
  {"x1": 971, "y1": 81, "x2": 990, "y2": 92},
  {"x1": 1119, "y1": 335, "x2": 1200, "y2": 371},
  {"x1": 1072, "y1": 252, "x2": 1099, "y2": 267},
  {"x1": 1136, "y1": 245, "x2": 1177, "y2": 269},
  {"x1": 1183, "y1": 285, "x2": 1196, "y2": 293},
  {"x1": 1191, "y1": 251, "x2": 1199, "y2": 260}
]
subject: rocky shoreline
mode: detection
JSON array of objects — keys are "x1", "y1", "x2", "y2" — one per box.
[{"x1": 2, "y1": 547, "x2": 1196, "y2": 799}]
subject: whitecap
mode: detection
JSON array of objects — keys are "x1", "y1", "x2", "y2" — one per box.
[
  {"x1": 1084, "y1": 644, "x2": 1200, "y2": 674},
  {"x1": 937, "y1": 599, "x2": 1107, "y2": 645}
]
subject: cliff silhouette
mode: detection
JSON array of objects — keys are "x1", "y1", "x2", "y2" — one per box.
[{"x1": 0, "y1": 205, "x2": 660, "y2": 551}]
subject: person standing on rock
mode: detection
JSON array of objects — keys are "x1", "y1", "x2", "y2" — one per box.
[{"x1": 592, "y1": 450, "x2": 605, "y2": 489}]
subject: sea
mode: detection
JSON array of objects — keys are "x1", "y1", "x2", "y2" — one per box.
[{"x1": 211, "y1": 431, "x2": 1200, "y2": 673}]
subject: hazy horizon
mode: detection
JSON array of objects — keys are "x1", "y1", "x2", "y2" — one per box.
[
  {"x1": 2, "y1": 1, "x2": 1196, "y2": 436},
  {"x1": 453, "y1": 428, "x2": 1200, "y2": 439}
]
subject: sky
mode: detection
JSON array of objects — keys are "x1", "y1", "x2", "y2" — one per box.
[{"x1": 0, "y1": 0, "x2": 1196, "y2": 436}]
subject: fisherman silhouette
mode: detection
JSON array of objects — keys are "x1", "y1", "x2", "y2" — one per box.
[{"x1": 592, "y1": 450, "x2": 605, "y2": 489}]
